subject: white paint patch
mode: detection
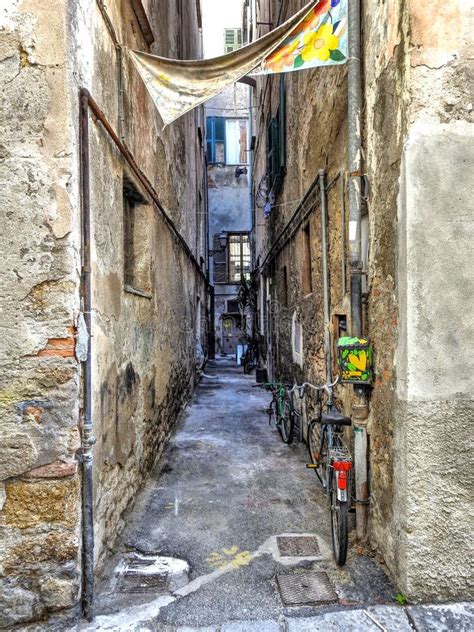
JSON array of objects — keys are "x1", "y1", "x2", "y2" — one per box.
[
  {"x1": 75, "y1": 595, "x2": 175, "y2": 631},
  {"x1": 349, "y1": 220, "x2": 358, "y2": 241}
]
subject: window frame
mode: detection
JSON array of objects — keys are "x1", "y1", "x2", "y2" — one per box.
[
  {"x1": 207, "y1": 116, "x2": 248, "y2": 165},
  {"x1": 123, "y1": 177, "x2": 153, "y2": 299},
  {"x1": 227, "y1": 232, "x2": 251, "y2": 283},
  {"x1": 224, "y1": 28, "x2": 243, "y2": 53}
]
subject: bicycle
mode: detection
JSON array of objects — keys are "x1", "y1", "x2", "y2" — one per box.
[
  {"x1": 253, "y1": 382, "x2": 294, "y2": 444},
  {"x1": 241, "y1": 336, "x2": 259, "y2": 374},
  {"x1": 297, "y1": 378, "x2": 353, "y2": 566}
]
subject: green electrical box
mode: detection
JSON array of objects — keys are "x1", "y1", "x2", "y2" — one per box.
[{"x1": 337, "y1": 337, "x2": 373, "y2": 384}]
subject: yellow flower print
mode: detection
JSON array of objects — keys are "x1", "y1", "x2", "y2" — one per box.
[
  {"x1": 301, "y1": 23, "x2": 339, "y2": 63},
  {"x1": 266, "y1": 36, "x2": 300, "y2": 72}
]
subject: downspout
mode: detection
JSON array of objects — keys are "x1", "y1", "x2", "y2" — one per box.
[
  {"x1": 347, "y1": 0, "x2": 369, "y2": 540},
  {"x1": 319, "y1": 170, "x2": 332, "y2": 387},
  {"x1": 79, "y1": 88, "x2": 95, "y2": 621}
]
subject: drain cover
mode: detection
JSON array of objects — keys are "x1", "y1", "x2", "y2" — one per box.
[
  {"x1": 117, "y1": 556, "x2": 169, "y2": 593},
  {"x1": 277, "y1": 535, "x2": 320, "y2": 557},
  {"x1": 276, "y1": 571, "x2": 337, "y2": 606}
]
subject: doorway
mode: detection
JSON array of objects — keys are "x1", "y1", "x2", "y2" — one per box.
[{"x1": 222, "y1": 316, "x2": 237, "y2": 355}]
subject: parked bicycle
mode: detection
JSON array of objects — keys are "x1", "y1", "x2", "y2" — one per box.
[
  {"x1": 253, "y1": 382, "x2": 295, "y2": 444},
  {"x1": 298, "y1": 377, "x2": 353, "y2": 566},
  {"x1": 241, "y1": 335, "x2": 259, "y2": 374}
]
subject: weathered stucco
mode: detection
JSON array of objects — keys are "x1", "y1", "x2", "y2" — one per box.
[
  {"x1": 252, "y1": 0, "x2": 473, "y2": 601},
  {"x1": 0, "y1": 0, "x2": 208, "y2": 626}
]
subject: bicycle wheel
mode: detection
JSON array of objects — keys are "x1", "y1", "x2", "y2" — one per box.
[
  {"x1": 308, "y1": 423, "x2": 328, "y2": 490},
  {"x1": 279, "y1": 393, "x2": 294, "y2": 444},
  {"x1": 330, "y1": 474, "x2": 349, "y2": 566}
]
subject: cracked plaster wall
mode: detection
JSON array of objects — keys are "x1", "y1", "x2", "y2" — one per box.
[
  {"x1": 0, "y1": 0, "x2": 207, "y2": 626},
  {"x1": 253, "y1": 0, "x2": 473, "y2": 601}
]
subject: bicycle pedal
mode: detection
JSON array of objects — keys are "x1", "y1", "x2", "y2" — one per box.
[{"x1": 306, "y1": 463, "x2": 317, "y2": 469}]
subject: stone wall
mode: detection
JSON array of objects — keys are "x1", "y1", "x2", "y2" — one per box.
[
  {"x1": 252, "y1": 0, "x2": 473, "y2": 601},
  {"x1": 0, "y1": 0, "x2": 207, "y2": 626}
]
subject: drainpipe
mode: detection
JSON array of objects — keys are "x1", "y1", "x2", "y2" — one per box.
[
  {"x1": 79, "y1": 88, "x2": 95, "y2": 621},
  {"x1": 347, "y1": 0, "x2": 369, "y2": 540},
  {"x1": 318, "y1": 170, "x2": 332, "y2": 388}
]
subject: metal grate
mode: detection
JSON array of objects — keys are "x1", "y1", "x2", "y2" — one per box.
[
  {"x1": 276, "y1": 571, "x2": 338, "y2": 606},
  {"x1": 117, "y1": 557, "x2": 169, "y2": 593},
  {"x1": 277, "y1": 535, "x2": 320, "y2": 557}
]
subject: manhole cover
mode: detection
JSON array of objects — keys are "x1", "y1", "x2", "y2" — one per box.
[
  {"x1": 276, "y1": 571, "x2": 337, "y2": 606},
  {"x1": 277, "y1": 535, "x2": 320, "y2": 557},
  {"x1": 117, "y1": 556, "x2": 169, "y2": 593}
]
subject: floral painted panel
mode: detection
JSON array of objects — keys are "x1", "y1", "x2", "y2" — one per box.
[
  {"x1": 253, "y1": 0, "x2": 348, "y2": 75},
  {"x1": 337, "y1": 337, "x2": 373, "y2": 384}
]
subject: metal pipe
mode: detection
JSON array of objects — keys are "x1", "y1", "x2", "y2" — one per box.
[
  {"x1": 85, "y1": 92, "x2": 208, "y2": 285},
  {"x1": 348, "y1": 0, "x2": 363, "y2": 334},
  {"x1": 318, "y1": 169, "x2": 332, "y2": 385},
  {"x1": 340, "y1": 172, "x2": 347, "y2": 297},
  {"x1": 79, "y1": 87, "x2": 95, "y2": 621},
  {"x1": 78, "y1": 86, "x2": 212, "y2": 619},
  {"x1": 347, "y1": 0, "x2": 369, "y2": 540}
]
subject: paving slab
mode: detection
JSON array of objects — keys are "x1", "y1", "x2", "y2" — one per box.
[
  {"x1": 220, "y1": 620, "x2": 281, "y2": 632},
  {"x1": 407, "y1": 602, "x2": 474, "y2": 631},
  {"x1": 286, "y1": 607, "x2": 412, "y2": 631}
]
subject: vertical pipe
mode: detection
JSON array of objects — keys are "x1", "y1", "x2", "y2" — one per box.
[
  {"x1": 347, "y1": 0, "x2": 369, "y2": 540},
  {"x1": 340, "y1": 172, "x2": 347, "y2": 298},
  {"x1": 318, "y1": 170, "x2": 332, "y2": 385},
  {"x1": 79, "y1": 88, "x2": 95, "y2": 621}
]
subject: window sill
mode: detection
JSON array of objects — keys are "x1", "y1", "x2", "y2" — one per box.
[{"x1": 124, "y1": 284, "x2": 152, "y2": 299}]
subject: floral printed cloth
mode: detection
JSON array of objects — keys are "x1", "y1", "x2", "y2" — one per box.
[{"x1": 129, "y1": 0, "x2": 347, "y2": 127}]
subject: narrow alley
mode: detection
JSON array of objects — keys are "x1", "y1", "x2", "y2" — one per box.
[
  {"x1": 2, "y1": 0, "x2": 473, "y2": 628},
  {"x1": 69, "y1": 360, "x2": 460, "y2": 631}
]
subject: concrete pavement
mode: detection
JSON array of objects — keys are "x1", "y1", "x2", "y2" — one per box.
[{"x1": 72, "y1": 359, "x2": 473, "y2": 631}]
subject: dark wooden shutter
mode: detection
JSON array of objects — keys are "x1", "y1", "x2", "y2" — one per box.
[{"x1": 213, "y1": 234, "x2": 227, "y2": 283}]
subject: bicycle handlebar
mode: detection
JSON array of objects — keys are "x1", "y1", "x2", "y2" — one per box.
[{"x1": 290, "y1": 376, "x2": 340, "y2": 398}]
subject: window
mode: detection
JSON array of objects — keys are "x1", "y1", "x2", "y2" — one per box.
[
  {"x1": 207, "y1": 116, "x2": 248, "y2": 164},
  {"x1": 227, "y1": 300, "x2": 240, "y2": 313},
  {"x1": 266, "y1": 75, "x2": 286, "y2": 193},
  {"x1": 123, "y1": 178, "x2": 152, "y2": 296},
  {"x1": 302, "y1": 223, "x2": 313, "y2": 295},
  {"x1": 228, "y1": 234, "x2": 251, "y2": 282},
  {"x1": 224, "y1": 28, "x2": 242, "y2": 53}
]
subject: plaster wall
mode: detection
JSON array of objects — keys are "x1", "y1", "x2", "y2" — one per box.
[
  {"x1": 252, "y1": 0, "x2": 474, "y2": 601},
  {"x1": 0, "y1": 0, "x2": 207, "y2": 626}
]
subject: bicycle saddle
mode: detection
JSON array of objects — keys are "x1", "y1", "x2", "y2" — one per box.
[{"x1": 321, "y1": 409, "x2": 352, "y2": 426}]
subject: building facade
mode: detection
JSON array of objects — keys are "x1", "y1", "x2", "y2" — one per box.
[
  {"x1": 206, "y1": 24, "x2": 252, "y2": 358},
  {"x1": 0, "y1": 0, "x2": 207, "y2": 626},
  {"x1": 248, "y1": 0, "x2": 473, "y2": 601}
]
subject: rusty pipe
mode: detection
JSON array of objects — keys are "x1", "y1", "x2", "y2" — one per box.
[
  {"x1": 84, "y1": 92, "x2": 208, "y2": 285},
  {"x1": 79, "y1": 87, "x2": 95, "y2": 621}
]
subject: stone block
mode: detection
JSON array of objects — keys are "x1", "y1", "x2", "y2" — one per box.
[
  {"x1": 39, "y1": 577, "x2": 77, "y2": 610},
  {"x1": 407, "y1": 603, "x2": 474, "y2": 632},
  {"x1": 2, "y1": 478, "x2": 78, "y2": 529},
  {"x1": 4, "y1": 531, "x2": 79, "y2": 572},
  {"x1": 0, "y1": 430, "x2": 38, "y2": 480},
  {"x1": 0, "y1": 582, "x2": 38, "y2": 627},
  {"x1": 23, "y1": 460, "x2": 77, "y2": 478}
]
